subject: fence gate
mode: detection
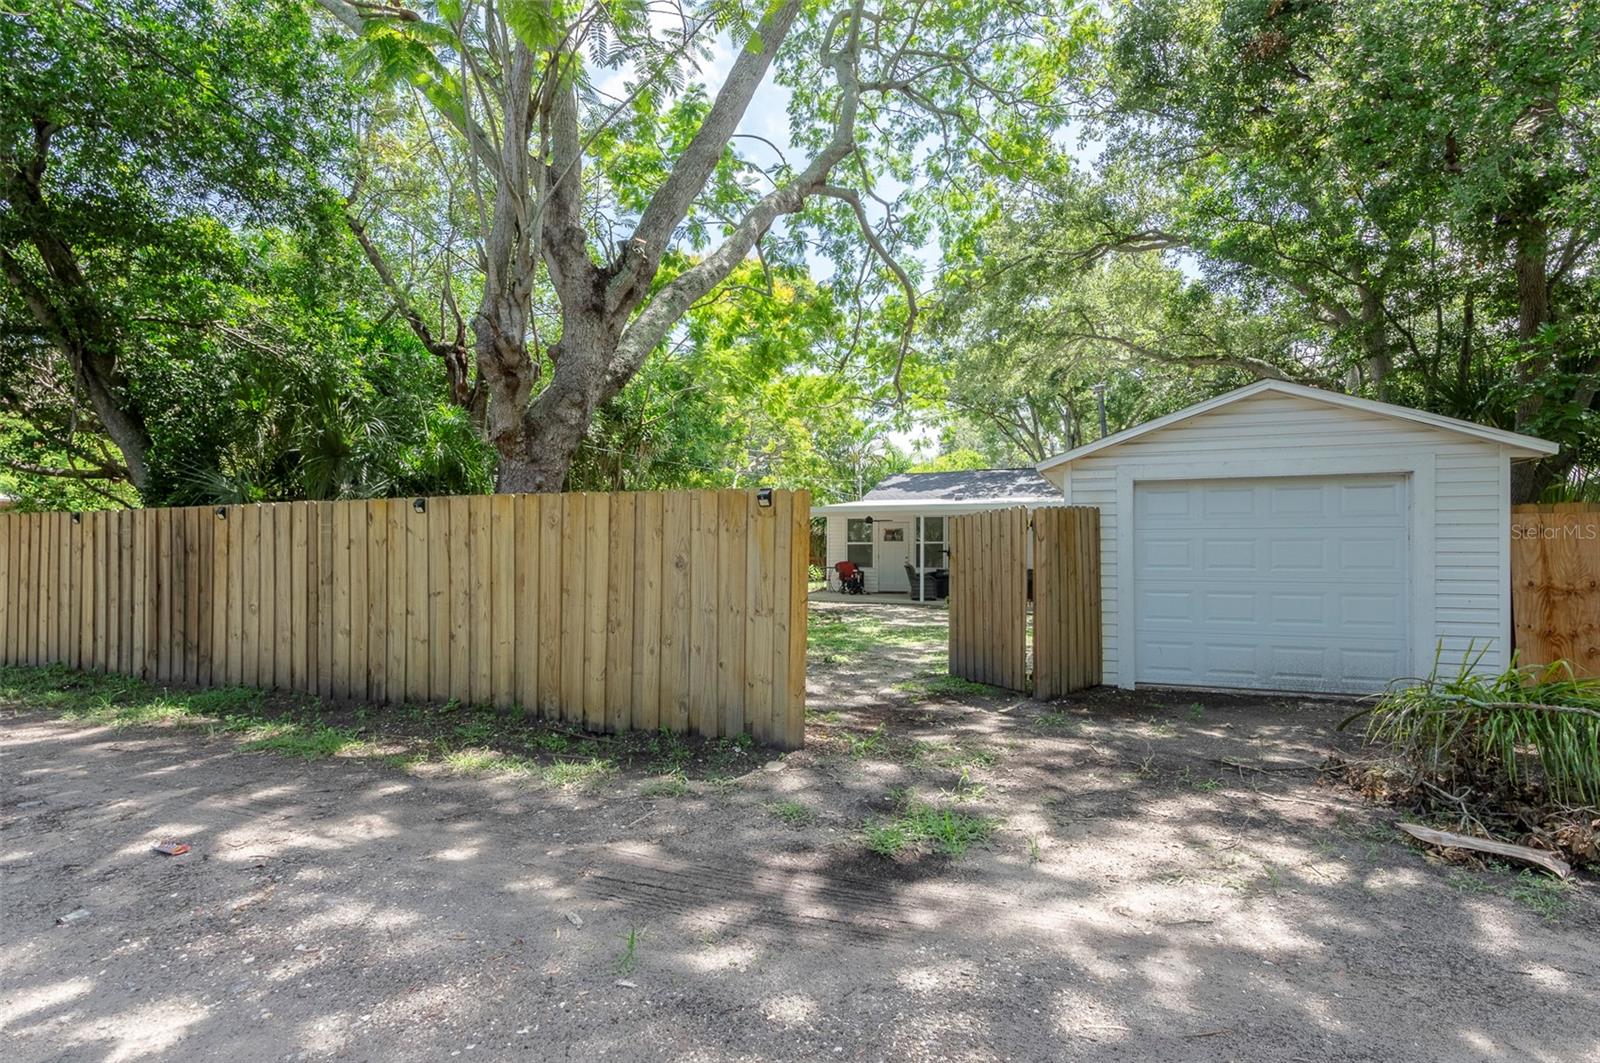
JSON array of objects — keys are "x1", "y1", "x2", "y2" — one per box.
[
  {"x1": 1033, "y1": 507, "x2": 1102, "y2": 697},
  {"x1": 948, "y1": 507, "x2": 1029, "y2": 690},
  {"x1": 948, "y1": 506, "x2": 1101, "y2": 696}
]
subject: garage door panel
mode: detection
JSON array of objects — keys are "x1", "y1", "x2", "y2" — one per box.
[
  {"x1": 1137, "y1": 537, "x2": 1193, "y2": 571},
  {"x1": 1134, "y1": 475, "x2": 1409, "y2": 695},
  {"x1": 1340, "y1": 481, "x2": 1404, "y2": 517},
  {"x1": 1201, "y1": 591, "x2": 1256, "y2": 623},
  {"x1": 1268, "y1": 483, "x2": 1328, "y2": 516},
  {"x1": 1338, "y1": 538, "x2": 1403, "y2": 571}
]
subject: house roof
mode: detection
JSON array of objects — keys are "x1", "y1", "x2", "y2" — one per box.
[
  {"x1": 1037, "y1": 379, "x2": 1559, "y2": 473},
  {"x1": 811, "y1": 468, "x2": 1062, "y2": 517}
]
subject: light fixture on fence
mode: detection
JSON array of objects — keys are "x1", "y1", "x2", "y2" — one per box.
[
  {"x1": 215, "y1": 507, "x2": 227, "y2": 520},
  {"x1": 70, "y1": 512, "x2": 81, "y2": 524},
  {"x1": 757, "y1": 487, "x2": 773, "y2": 508},
  {"x1": 413, "y1": 497, "x2": 427, "y2": 513}
]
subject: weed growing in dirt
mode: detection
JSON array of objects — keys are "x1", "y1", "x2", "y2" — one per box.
[
  {"x1": 807, "y1": 708, "x2": 842, "y2": 724},
  {"x1": 1510, "y1": 871, "x2": 1572, "y2": 922},
  {"x1": 641, "y1": 773, "x2": 690, "y2": 798},
  {"x1": 846, "y1": 725, "x2": 889, "y2": 758},
  {"x1": 940, "y1": 767, "x2": 988, "y2": 802},
  {"x1": 1, "y1": 663, "x2": 774, "y2": 788},
  {"x1": 894, "y1": 674, "x2": 1005, "y2": 699},
  {"x1": 1032, "y1": 711, "x2": 1080, "y2": 733},
  {"x1": 767, "y1": 800, "x2": 812, "y2": 827},
  {"x1": 920, "y1": 742, "x2": 999, "y2": 772},
  {"x1": 441, "y1": 748, "x2": 539, "y2": 776},
  {"x1": 240, "y1": 722, "x2": 365, "y2": 759},
  {"x1": 616, "y1": 928, "x2": 640, "y2": 975},
  {"x1": 1188, "y1": 703, "x2": 1206, "y2": 721},
  {"x1": 1027, "y1": 836, "x2": 1042, "y2": 865},
  {"x1": 544, "y1": 757, "x2": 618, "y2": 787},
  {"x1": 864, "y1": 793, "x2": 994, "y2": 858}
]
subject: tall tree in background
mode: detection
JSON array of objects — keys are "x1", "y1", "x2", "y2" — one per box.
[
  {"x1": 0, "y1": 0, "x2": 345, "y2": 499},
  {"x1": 321, "y1": 0, "x2": 1071, "y2": 491},
  {"x1": 933, "y1": 0, "x2": 1597, "y2": 497}
]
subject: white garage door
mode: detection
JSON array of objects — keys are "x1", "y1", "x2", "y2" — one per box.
[{"x1": 1133, "y1": 475, "x2": 1409, "y2": 694}]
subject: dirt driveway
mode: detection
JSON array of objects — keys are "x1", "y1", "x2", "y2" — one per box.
[{"x1": 3, "y1": 601, "x2": 1596, "y2": 1062}]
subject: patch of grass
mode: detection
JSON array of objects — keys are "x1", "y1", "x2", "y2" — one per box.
[
  {"x1": 846, "y1": 725, "x2": 889, "y2": 758},
  {"x1": 644, "y1": 729, "x2": 694, "y2": 773},
  {"x1": 240, "y1": 722, "x2": 363, "y2": 760},
  {"x1": 1187, "y1": 703, "x2": 1206, "y2": 721},
  {"x1": 939, "y1": 766, "x2": 988, "y2": 802},
  {"x1": 806, "y1": 708, "x2": 842, "y2": 724},
  {"x1": 641, "y1": 773, "x2": 690, "y2": 798},
  {"x1": 863, "y1": 793, "x2": 995, "y2": 858},
  {"x1": 922, "y1": 742, "x2": 999, "y2": 772},
  {"x1": 1445, "y1": 869, "x2": 1497, "y2": 895},
  {"x1": 441, "y1": 748, "x2": 539, "y2": 776},
  {"x1": 894, "y1": 674, "x2": 1005, "y2": 699},
  {"x1": 1510, "y1": 871, "x2": 1571, "y2": 922},
  {"x1": 1032, "y1": 711, "x2": 1080, "y2": 733},
  {"x1": 543, "y1": 756, "x2": 617, "y2": 788},
  {"x1": 1192, "y1": 777, "x2": 1222, "y2": 793},
  {"x1": 1145, "y1": 717, "x2": 1178, "y2": 738},
  {"x1": 807, "y1": 614, "x2": 947, "y2": 664},
  {"x1": 767, "y1": 800, "x2": 812, "y2": 827},
  {"x1": 1027, "y1": 835, "x2": 1042, "y2": 866}
]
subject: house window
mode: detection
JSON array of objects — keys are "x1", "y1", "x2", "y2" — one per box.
[
  {"x1": 846, "y1": 519, "x2": 873, "y2": 568},
  {"x1": 881, "y1": 527, "x2": 904, "y2": 542},
  {"x1": 918, "y1": 516, "x2": 947, "y2": 568}
]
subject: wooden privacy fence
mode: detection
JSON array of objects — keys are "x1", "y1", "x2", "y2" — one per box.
[
  {"x1": 0, "y1": 489, "x2": 810, "y2": 748},
  {"x1": 1032, "y1": 506, "x2": 1103, "y2": 698},
  {"x1": 947, "y1": 506, "x2": 1102, "y2": 696},
  {"x1": 947, "y1": 508, "x2": 1029, "y2": 690},
  {"x1": 1511, "y1": 503, "x2": 1599, "y2": 678}
]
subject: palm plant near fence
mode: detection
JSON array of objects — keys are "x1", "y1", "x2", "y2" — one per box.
[{"x1": 1358, "y1": 648, "x2": 1600, "y2": 809}]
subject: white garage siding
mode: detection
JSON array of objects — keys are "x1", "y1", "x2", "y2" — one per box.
[{"x1": 1040, "y1": 386, "x2": 1547, "y2": 690}]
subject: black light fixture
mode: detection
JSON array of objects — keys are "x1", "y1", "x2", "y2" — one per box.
[
  {"x1": 413, "y1": 497, "x2": 427, "y2": 513},
  {"x1": 215, "y1": 506, "x2": 228, "y2": 520},
  {"x1": 71, "y1": 512, "x2": 81, "y2": 524},
  {"x1": 863, "y1": 515, "x2": 874, "y2": 526},
  {"x1": 756, "y1": 487, "x2": 773, "y2": 508}
]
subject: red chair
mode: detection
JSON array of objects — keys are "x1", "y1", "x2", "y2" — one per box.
[{"x1": 833, "y1": 561, "x2": 865, "y2": 594}]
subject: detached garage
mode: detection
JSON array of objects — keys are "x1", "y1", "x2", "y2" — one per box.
[{"x1": 1036, "y1": 381, "x2": 1558, "y2": 694}]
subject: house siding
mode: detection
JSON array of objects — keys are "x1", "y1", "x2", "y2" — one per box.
[{"x1": 1045, "y1": 392, "x2": 1513, "y2": 688}]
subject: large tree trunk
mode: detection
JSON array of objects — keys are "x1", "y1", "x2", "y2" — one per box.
[{"x1": 493, "y1": 309, "x2": 617, "y2": 493}]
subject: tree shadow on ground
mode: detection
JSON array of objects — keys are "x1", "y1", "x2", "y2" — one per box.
[{"x1": 3, "y1": 607, "x2": 1597, "y2": 1062}]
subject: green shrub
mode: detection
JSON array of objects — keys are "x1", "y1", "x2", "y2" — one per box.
[{"x1": 1355, "y1": 649, "x2": 1600, "y2": 807}]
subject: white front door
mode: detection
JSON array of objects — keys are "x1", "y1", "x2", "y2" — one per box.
[
  {"x1": 1132, "y1": 475, "x2": 1410, "y2": 694},
  {"x1": 875, "y1": 521, "x2": 911, "y2": 592}
]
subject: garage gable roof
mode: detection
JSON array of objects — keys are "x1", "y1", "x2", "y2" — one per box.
[{"x1": 1037, "y1": 379, "x2": 1559, "y2": 473}]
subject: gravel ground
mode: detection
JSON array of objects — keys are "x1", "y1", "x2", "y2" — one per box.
[{"x1": 3, "y1": 601, "x2": 1597, "y2": 1062}]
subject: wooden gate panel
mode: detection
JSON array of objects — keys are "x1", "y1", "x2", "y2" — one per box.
[
  {"x1": 947, "y1": 507, "x2": 1029, "y2": 691},
  {"x1": 1034, "y1": 507, "x2": 1102, "y2": 699}
]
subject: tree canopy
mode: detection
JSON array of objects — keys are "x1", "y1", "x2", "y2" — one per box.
[{"x1": 1, "y1": 0, "x2": 1594, "y2": 508}]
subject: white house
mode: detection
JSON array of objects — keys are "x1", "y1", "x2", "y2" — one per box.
[
  {"x1": 814, "y1": 469, "x2": 1061, "y2": 596},
  {"x1": 1037, "y1": 380, "x2": 1558, "y2": 694}
]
